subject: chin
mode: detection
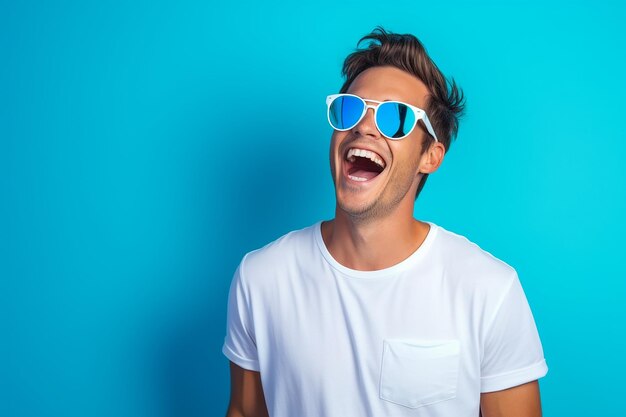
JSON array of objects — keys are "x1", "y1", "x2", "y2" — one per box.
[{"x1": 337, "y1": 195, "x2": 385, "y2": 221}]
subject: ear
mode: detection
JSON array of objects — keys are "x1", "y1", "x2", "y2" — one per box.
[{"x1": 418, "y1": 141, "x2": 445, "y2": 175}]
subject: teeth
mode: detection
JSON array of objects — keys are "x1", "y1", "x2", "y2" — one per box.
[
  {"x1": 346, "y1": 148, "x2": 386, "y2": 169},
  {"x1": 348, "y1": 175, "x2": 368, "y2": 182}
]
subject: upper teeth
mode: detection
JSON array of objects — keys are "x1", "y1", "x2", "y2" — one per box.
[{"x1": 347, "y1": 148, "x2": 386, "y2": 169}]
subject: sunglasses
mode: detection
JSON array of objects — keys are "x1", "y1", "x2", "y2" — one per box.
[{"x1": 326, "y1": 93, "x2": 438, "y2": 141}]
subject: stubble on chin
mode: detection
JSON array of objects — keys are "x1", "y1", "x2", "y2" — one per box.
[
  {"x1": 336, "y1": 185, "x2": 405, "y2": 224},
  {"x1": 336, "y1": 170, "x2": 418, "y2": 224},
  {"x1": 337, "y1": 198, "x2": 377, "y2": 223}
]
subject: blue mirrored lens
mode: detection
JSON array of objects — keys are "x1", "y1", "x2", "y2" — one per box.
[
  {"x1": 329, "y1": 95, "x2": 364, "y2": 130},
  {"x1": 377, "y1": 102, "x2": 416, "y2": 139}
]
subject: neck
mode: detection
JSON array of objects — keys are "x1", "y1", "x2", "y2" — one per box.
[{"x1": 321, "y1": 205, "x2": 431, "y2": 271}]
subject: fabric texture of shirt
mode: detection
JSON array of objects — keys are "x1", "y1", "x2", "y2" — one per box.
[{"x1": 222, "y1": 221, "x2": 548, "y2": 417}]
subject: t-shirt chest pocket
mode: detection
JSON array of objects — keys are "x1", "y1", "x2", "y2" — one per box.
[{"x1": 379, "y1": 339, "x2": 460, "y2": 409}]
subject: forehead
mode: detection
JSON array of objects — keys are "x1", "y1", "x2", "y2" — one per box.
[{"x1": 346, "y1": 66, "x2": 430, "y2": 108}]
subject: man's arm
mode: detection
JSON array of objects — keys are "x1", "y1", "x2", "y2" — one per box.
[
  {"x1": 480, "y1": 380, "x2": 542, "y2": 417},
  {"x1": 225, "y1": 361, "x2": 269, "y2": 417}
]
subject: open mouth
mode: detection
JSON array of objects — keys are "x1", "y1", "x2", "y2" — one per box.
[{"x1": 344, "y1": 148, "x2": 386, "y2": 182}]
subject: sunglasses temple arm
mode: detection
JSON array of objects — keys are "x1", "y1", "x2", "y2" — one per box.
[{"x1": 421, "y1": 116, "x2": 438, "y2": 142}]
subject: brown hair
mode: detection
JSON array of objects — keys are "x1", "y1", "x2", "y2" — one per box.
[{"x1": 339, "y1": 27, "x2": 465, "y2": 199}]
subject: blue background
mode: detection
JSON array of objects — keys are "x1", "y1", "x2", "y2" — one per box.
[{"x1": 2, "y1": 1, "x2": 625, "y2": 416}]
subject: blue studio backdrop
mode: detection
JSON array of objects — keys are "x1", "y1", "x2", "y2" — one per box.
[{"x1": 2, "y1": 1, "x2": 625, "y2": 416}]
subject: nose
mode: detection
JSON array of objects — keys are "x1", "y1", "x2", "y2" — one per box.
[{"x1": 353, "y1": 106, "x2": 380, "y2": 138}]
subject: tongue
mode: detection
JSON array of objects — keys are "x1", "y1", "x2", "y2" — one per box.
[{"x1": 350, "y1": 169, "x2": 380, "y2": 180}]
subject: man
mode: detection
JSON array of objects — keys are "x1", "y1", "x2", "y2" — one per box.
[{"x1": 223, "y1": 28, "x2": 548, "y2": 417}]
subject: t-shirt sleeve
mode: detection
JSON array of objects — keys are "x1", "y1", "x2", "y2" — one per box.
[
  {"x1": 480, "y1": 271, "x2": 548, "y2": 392},
  {"x1": 222, "y1": 255, "x2": 260, "y2": 371}
]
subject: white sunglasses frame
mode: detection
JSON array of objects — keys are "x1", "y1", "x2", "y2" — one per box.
[{"x1": 326, "y1": 93, "x2": 438, "y2": 141}]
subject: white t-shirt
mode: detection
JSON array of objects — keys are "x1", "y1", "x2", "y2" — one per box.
[{"x1": 223, "y1": 221, "x2": 548, "y2": 417}]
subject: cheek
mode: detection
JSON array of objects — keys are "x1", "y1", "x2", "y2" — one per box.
[
  {"x1": 389, "y1": 142, "x2": 422, "y2": 177},
  {"x1": 329, "y1": 132, "x2": 344, "y2": 169}
]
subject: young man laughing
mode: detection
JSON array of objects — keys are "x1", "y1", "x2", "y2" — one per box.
[{"x1": 223, "y1": 28, "x2": 548, "y2": 417}]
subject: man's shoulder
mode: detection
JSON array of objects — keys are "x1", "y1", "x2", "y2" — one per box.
[
  {"x1": 241, "y1": 221, "x2": 320, "y2": 272},
  {"x1": 432, "y1": 222, "x2": 518, "y2": 285}
]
